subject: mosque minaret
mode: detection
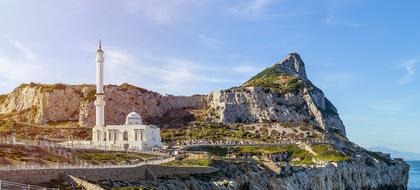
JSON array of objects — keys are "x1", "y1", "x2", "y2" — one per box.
[
  {"x1": 95, "y1": 41, "x2": 105, "y2": 129},
  {"x1": 91, "y1": 42, "x2": 161, "y2": 151}
]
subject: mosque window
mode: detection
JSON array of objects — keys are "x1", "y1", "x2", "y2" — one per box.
[
  {"x1": 135, "y1": 130, "x2": 138, "y2": 141},
  {"x1": 123, "y1": 131, "x2": 129, "y2": 141}
]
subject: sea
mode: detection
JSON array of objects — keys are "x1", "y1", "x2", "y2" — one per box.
[{"x1": 409, "y1": 161, "x2": 420, "y2": 190}]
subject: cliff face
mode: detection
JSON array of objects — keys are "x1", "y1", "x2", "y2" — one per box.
[
  {"x1": 282, "y1": 159, "x2": 409, "y2": 190},
  {"x1": 103, "y1": 157, "x2": 409, "y2": 190},
  {"x1": 206, "y1": 53, "x2": 346, "y2": 136},
  {"x1": 0, "y1": 83, "x2": 204, "y2": 127}
]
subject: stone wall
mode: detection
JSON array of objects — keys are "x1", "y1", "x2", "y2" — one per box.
[
  {"x1": 0, "y1": 165, "x2": 219, "y2": 185},
  {"x1": 148, "y1": 165, "x2": 219, "y2": 178}
]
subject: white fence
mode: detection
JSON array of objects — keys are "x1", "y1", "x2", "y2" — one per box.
[{"x1": 0, "y1": 180, "x2": 58, "y2": 190}]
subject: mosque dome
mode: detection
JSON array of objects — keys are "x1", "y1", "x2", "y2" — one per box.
[{"x1": 125, "y1": 111, "x2": 142, "y2": 125}]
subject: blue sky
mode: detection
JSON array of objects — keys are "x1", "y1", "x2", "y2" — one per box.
[{"x1": 0, "y1": 0, "x2": 419, "y2": 153}]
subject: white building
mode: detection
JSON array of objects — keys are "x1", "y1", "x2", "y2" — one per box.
[{"x1": 91, "y1": 42, "x2": 161, "y2": 151}]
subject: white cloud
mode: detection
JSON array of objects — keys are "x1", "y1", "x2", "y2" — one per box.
[
  {"x1": 123, "y1": 0, "x2": 207, "y2": 24},
  {"x1": 397, "y1": 59, "x2": 417, "y2": 85},
  {"x1": 0, "y1": 37, "x2": 49, "y2": 94},
  {"x1": 325, "y1": 0, "x2": 363, "y2": 28},
  {"x1": 315, "y1": 72, "x2": 356, "y2": 89},
  {"x1": 198, "y1": 34, "x2": 221, "y2": 51},
  {"x1": 233, "y1": 65, "x2": 260, "y2": 74},
  {"x1": 7, "y1": 39, "x2": 37, "y2": 61},
  {"x1": 325, "y1": 17, "x2": 363, "y2": 28},
  {"x1": 370, "y1": 102, "x2": 405, "y2": 113},
  {"x1": 369, "y1": 95, "x2": 420, "y2": 116},
  {"x1": 228, "y1": 0, "x2": 273, "y2": 17},
  {"x1": 103, "y1": 47, "x2": 236, "y2": 95}
]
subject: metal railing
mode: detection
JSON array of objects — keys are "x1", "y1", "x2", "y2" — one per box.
[{"x1": 0, "y1": 180, "x2": 58, "y2": 190}]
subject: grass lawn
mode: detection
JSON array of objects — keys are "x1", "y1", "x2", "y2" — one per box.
[{"x1": 161, "y1": 158, "x2": 211, "y2": 167}]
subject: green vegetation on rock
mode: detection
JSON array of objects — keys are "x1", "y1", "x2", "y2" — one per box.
[
  {"x1": 237, "y1": 144, "x2": 315, "y2": 165},
  {"x1": 238, "y1": 144, "x2": 300, "y2": 154},
  {"x1": 311, "y1": 144, "x2": 351, "y2": 162},
  {"x1": 243, "y1": 74, "x2": 303, "y2": 93},
  {"x1": 74, "y1": 151, "x2": 157, "y2": 165},
  {"x1": 184, "y1": 145, "x2": 229, "y2": 156},
  {"x1": 119, "y1": 83, "x2": 151, "y2": 94},
  {"x1": 162, "y1": 158, "x2": 211, "y2": 167},
  {"x1": 189, "y1": 144, "x2": 351, "y2": 166},
  {"x1": 39, "y1": 83, "x2": 67, "y2": 92},
  {"x1": 161, "y1": 124, "x2": 264, "y2": 142},
  {"x1": 246, "y1": 66, "x2": 278, "y2": 82}
]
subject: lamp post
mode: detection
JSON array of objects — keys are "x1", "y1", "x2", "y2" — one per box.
[
  {"x1": 104, "y1": 131, "x2": 107, "y2": 150},
  {"x1": 71, "y1": 130, "x2": 74, "y2": 150},
  {"x1": 25, "y1": 124, "x2": 28, "y2": 148},
  {"x1": 11, "y1": 128, "x2": 16, "y2": 146}
]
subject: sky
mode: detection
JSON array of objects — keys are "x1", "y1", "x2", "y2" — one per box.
[{"x1": 0, "y1": 0, "x2": 419, "y2": 153}]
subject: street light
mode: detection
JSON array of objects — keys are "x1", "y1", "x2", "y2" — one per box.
[
  {"x1": 11, "y1": 128, "x2": 16, "y2": 146},
  {"x1": 25, "y1": 124, "x2": 28, "y2": 148}
]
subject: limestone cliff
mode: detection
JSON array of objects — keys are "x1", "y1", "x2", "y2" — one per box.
[
  {"x1": 206, "y1": 53, "x2": 346, "y2": 136},
  {"x1": 0, "y1": 83, "x2": 204, "y2": 127},
  {"x1": 117, "y1": 156, "x2": 408, "y2": 190}
]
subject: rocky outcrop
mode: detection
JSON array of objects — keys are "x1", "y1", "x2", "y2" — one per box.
[
  {"x1": 0, "y1": 83, "x2": 204, "y2": 127},
  {"x1": 282, "y1": 159, "x2": 409, "y2": 189},
  {"x1": 206, "y1": 53, "x2": 346, "y2": 136},
  {"x1": 118, "y1": 158, "x2": 409, "y2": 190}
]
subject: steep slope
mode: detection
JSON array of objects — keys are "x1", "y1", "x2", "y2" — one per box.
[
  {"x1": 0, "y1": 83, "x2": 204, "y2": 127},
  {"x1": 105, "y1": 157, "x2": 409, "y2": 190},
  {"x1": 206, "y1": 53, "x2": 346, "y2": 136}
]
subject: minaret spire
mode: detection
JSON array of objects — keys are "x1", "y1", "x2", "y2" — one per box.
[{"x1": 99, "y1": 40, "x2": 102, "y2": 51}]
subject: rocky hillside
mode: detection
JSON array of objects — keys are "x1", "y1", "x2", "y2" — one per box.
[
  {"x1": 0, "y1": 52, "x2": 410, "y2": 189},
  {"x1": 104, "y1": 156, "x2": 409, "y2": 190},
  {"x1": 1, "y1": 53, "x2": 344, "y2": 137},
  {"x1": 0, "y1": 83, "x2": 204, "y2": 127},
  {"x1": 205, "y1": 53, "x2": 346, "y2": 136}
]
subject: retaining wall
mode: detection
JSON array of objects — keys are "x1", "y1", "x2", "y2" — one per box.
[{"x1": 0, "y1": 165, "x2": 219, "y2": 185}]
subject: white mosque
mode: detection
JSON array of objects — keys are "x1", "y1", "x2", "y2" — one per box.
[{"x1": 91, "y1": 42, "x2": 161, "y2": 151}]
